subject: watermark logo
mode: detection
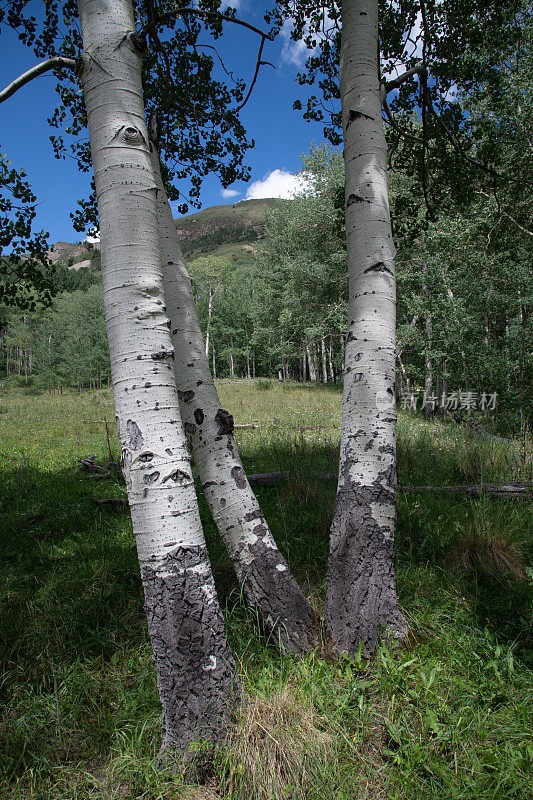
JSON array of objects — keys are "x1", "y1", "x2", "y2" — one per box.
[
  {"x1": 399, "y1": 390, "x2": 498, "y2": 413},
  {"x1": 376, "y1": 391, "x2": 395, "y2": 412}
]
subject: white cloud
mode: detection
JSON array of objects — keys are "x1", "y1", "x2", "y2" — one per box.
[
  {"x1": 221, "y1": 188, "x2": 239, "y2": 199},
  {"x1": 222, "y1": 0, "x2": 245, "y2": 11},
  {"x1": 280, "y1": 20, "x2": 314, "y2": 68},
  {"x1": 279, "y1": 6, "x2": 339, "y2": 69},
  {"x1": 245, "y1": 169, "x2": 312, "y2": 200}
]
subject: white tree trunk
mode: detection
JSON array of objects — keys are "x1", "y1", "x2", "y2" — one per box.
[
  {"x1": 328, "y1": 335, "x2": 335, "y2": 382},
  {"x1": 321, "y1": 336, "x2": 328, "y2": 383},
  {"x1": 423, "y1": 264, "x2": 433, "y2": 417},
  {"x1": 151, "y1": 149, "x2": 316, "y2": 653},
  {"x1": 325, "y1": 0, "x2": 407, "y2": 657},
  {"x1": 306, "y1": 341, "x2": 318, "y2": 382},
  {"x1": 205, "y1": 284, "x2": 216, "y2": 357},
  {"x1": 77, "y1": 0, "x2": 239, "y2": 760},
  {"x1": 425, "y1": 314, "x2": 433, "y2": 416}
]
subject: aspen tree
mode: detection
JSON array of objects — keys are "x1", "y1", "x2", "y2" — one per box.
[
  {"x1": 324, "y1": 0, "x2": 407, "y2": 656},
  {"x1": 75, "y1": 0, "x2": 239, "y2": 759},
  {"x1": 150, "y1": 143, "x2": 316, "y2": 653}
]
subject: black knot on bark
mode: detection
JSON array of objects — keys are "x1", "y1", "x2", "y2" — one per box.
[
  {"x1": 215, "y1": 408, "x2": 234, "y2": 436},
  {"x1": 177, "y1": 389, "x2": 195, "y2": 403},
  {"x1": 126, "y1": 419, "x2": 143, "y2": 450},
  {"x1": 347, "y1": 109, "x2": 374, "y2": 128},
  {"x1": 347, "y1": 194, "x2": 369, "y2": 206},
  {"x1": 184, "y1": 422, "x2": 197, "y2": 439},
  {"x1": 363, "y1": 262, "x2": 394, "y2": 276},
  {"x1": 162, "y1": 469, "x2": 191, "y2": 484},
  {"x1": 231, "y1": 465, "x2": 247, "y2": 489}
]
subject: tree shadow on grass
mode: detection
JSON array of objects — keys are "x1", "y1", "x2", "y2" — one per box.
[
  {"x1": 1, "y1": 439, "x2": 530, "y2": 677},
  {"x1": 0, "y1": 463, "x2": 145, "y2": 669},
  {"x1": 396, "y1": 492, "x2": 532, "y2": 662}
]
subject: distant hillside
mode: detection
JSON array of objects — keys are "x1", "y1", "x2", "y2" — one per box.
[
  {"x1": 174, "y1": 198, "x2": 283, "y2": 261},
  {"x1": 47, "y1": 197, "x2": 283, "y2": 269},
  {"x1": 47, "y1": 241, "x2": 98, "y2": 269}
]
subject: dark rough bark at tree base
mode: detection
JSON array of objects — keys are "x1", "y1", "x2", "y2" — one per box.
[
  {"x1": 141, "y1": 546, "x2": 240, "y2": 773},
  {"x1": 325, "y1": 488, "x2": 408, "y2": 658},
  {"x1": 240, "y1": 537, "x2": 318, "y2": 653}
]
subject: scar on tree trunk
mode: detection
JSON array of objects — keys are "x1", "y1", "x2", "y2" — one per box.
[
  {"x1": 142, "y1": 546, "x2": 240, "y2": 775},
  {"x1": 325, "y1": 485, "x2": 407, "y2": 658}
]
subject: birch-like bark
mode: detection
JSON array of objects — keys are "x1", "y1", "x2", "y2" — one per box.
[
  {"x1": 325, "y1": 0, "x2": 407, "y2": 657},
  {"x1": 328, "y1": 336, "x2": 335, "y2": 383},
  {"x1": 76, "y1": 0, "x2": 239, "y2": 760},
  {"x1": 423, "y1": 265, "x2": 433, "y2": 417},
  {"x1": 151, "y1": 150, "x2": 316, "y2": 653},
  {"x1": 205, "y1": 286, "x2": 213, "y2": 357},
  {"x1": 321, "y1": 336, "x2": 328, "y2": 383},
  {"x1": 424, "y1": 313, "x2": 433, "y2": 416},
  {"x1": 307, "y1": 340, "x2": 318, "y2": 382}
]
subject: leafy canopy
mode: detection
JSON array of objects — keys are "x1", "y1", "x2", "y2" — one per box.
[{"x1": 0, "y1": 0, "x2": 271, "y2": 303}]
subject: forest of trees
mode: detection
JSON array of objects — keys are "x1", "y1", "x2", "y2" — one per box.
[{"x1": 2, "y1": 138, "x2": 531, "y2": 430}]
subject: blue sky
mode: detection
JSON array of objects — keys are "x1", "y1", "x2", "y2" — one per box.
[{"x1": 0, "y1": 1, "x2": 332, "y2": 244}]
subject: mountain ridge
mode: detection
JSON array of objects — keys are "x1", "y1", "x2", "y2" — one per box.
[{"x1": 49, "y1": 197, "x2": 281, "y2": 268}]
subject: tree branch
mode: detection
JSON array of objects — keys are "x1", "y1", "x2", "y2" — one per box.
[
  {"x1": 0, "y1": 57, "x2": 77, "y2": 104},
  {"x1": 477, "y1": 191, "x2": 533, "y2": 238},
  {"x1": 236, "y1": 36, "x2": 276, "y2": 112},
  {"x1": 383, "y1": 63, "x2": 426, "y2": 94},
  {"x1": 499, "y1": 210, "x2": 533, "y2": 238},
  {"x1": 195, "y1": 42, "x2": 239, "y2": 85},
  {"x1": 382, "y1": 95, "x2": 422, "y2": 143},
  {"x1": 141, "y1": 7, "x2": 274, "y2": 42},
  {"x1": 425, "y1": 95, "x2": 502, "y2": 181}
]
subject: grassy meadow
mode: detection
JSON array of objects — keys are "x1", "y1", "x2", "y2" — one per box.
[{"x1": 0, "y1": 381, "x2": 532, "y2": 800}]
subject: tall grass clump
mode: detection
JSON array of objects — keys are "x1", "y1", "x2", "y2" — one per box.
[
  {"x1": 255, "y1": 379, "x2": 272, "y2": 391},
  {"x1": 450, "y1": 505, "x2": 528, "y2": 580},
  {"x1": 221, "y1": 686, "x2": 333, "y2": 800}
]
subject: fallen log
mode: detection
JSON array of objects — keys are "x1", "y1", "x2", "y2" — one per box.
[
  {"x1": 76, "y1": 455, "x2": 109, "y2": 473},
  {"x1": 247, "y1": 470, "x2": 336, "y2": 486},
  {"x1": 90, "y1": 475, "x2": 533, "y2": 504},
  {"x1": 246, "y1": 474, "x2": 533, "y2": 497},
  {"x1": 400, "y1": 482, "x2": 533, "y2": 499},
  {"x1": 92, "y1": 497, "x2": 128, "y2": 505}
]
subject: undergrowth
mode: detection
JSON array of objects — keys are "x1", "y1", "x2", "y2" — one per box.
[{"x1": 0, "y1": 383, "x2": 531, "y2": 799}]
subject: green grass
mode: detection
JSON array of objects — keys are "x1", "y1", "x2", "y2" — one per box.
[{"x1": 0, "y1": 383, "x2": 531, "y2": 799}]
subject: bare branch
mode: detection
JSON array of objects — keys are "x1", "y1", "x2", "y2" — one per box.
[
  {"x1": 500, "y1": 211, "x2": 533, "y2": 238},
  {"x1": 477, "y1": 191, "x2": 533, "y2": 238},
  {"x1": 0, "y1": 57, "x2": 77, "y2": 104},
  {"x1": 382, "y1": 95, "x2": 422, "y2": 143},
  {"x1": 149, "y1": 28, "x2": 176, "y2": 87},
  {"x1": 141, "y1": 7, "x2": 274, "y2": 42},
  {"x1": 236, "y1": 36, "x2": 276, "y2": 112},
  {"x1": 426, "y1": 98, "x2": 502, "y2": 181},
  {"x1": 383, "y1": 63, "x2": 426, "y2": 94},
  {"x1": 195, "y1": 42, "x2": 239, "y2": 85}
]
